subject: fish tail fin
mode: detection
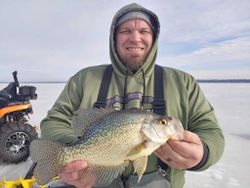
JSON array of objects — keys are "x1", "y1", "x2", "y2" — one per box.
[{"x1": 30, "y1": 139, "x2": 65, "y2": 185}]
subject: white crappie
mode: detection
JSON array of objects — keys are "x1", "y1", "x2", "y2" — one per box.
[{"x1": 30, "y1": 108, "x2": 184, "y2": 186}]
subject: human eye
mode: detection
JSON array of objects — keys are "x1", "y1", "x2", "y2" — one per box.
[
  {"x1": 118, "y1": 27, "x2": 131, "y2": 34},
  {"x1": 140, "y1": 29, "x2": 151, "y2": 35}
]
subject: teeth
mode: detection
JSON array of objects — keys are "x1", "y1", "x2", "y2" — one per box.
[{"x1": 127, "y1": 47, "x2": 143, "y2": 51}]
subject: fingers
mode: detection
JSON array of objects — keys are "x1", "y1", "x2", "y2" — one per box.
[
  {"x1": 168, "y1": 131, "x2": 203, "y2": 159},
  {"x1": 63, "y1": 160, "x2": 88, "y2": 173},
  {"x1": 154, "y1": 131, "x2": 204, "y2": 170},
  {"x1": 58, "y1": 160, "x2": 95, "y2": 188},
  {"x1": 181, "y1": 130, "x2": 202, "y2": 144},
  {"x1": 79, "y1": 174, "x2": 96, "y2": 188},
  {"x1": 154, "y1": 142, "x2": 186, "y2": 169},
  {"x1": 59, "y1": 160, "x2": 87, "y2": 182},
  {"x1": 155, "y1": 142, "x2": 180, "y2": 161}
]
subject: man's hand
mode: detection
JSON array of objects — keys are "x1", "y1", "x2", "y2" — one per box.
[
  {"x1": 154, "y1": 130, "x2": 204, "y2": 170},
  {"x1": 58, "y1": 160, "x2": 96, "y2": 188}
]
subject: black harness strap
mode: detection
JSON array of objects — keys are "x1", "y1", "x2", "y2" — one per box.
[
  {"x1": 153, "y1": 65, "x2": 169, "y2": 173},
  {"x1": 94, "y1": 64, "x2": 167, "y2": 112},
  {"x1": 94, "y1": 65, "x2": 113, "y2": 108},
  {"x1": 153, "y1": 65, "x2": 166, "y2": 115}
]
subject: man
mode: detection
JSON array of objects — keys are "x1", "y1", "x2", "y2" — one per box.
[{"x1": 40, "y1": 3, "x2": 224, "y2": 188}]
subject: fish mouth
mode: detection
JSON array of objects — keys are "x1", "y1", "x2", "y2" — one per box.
[{"x1": 169, "y1": 129, "x2": 184, "y2": 141}]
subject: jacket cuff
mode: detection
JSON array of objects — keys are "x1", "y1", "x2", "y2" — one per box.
[{"x1": 188, "y1": 142, "x2": 209, "y2": 171}]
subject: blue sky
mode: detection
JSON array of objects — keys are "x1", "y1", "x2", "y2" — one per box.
[{"x1": 0, "y1": 0, "x2": 250, "y2": 82}]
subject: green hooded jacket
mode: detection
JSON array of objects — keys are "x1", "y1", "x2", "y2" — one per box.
[{"x1": 41, "y1": 3, "x2": 225, "y2": 188}]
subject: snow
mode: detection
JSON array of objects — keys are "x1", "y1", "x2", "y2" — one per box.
[
  {"x1": 185, "y1": 83, "x2": 250, "y2": 188},
  {"x1": 0, "y1": 83, "x2": 249, "y2": 187}
]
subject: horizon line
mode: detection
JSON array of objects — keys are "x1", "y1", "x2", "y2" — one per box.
[{"x1": 1, "y1": 79, "x2": 250, "y2": 84}]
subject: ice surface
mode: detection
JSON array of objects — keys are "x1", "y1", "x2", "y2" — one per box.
[
  {"x1": 0, "y1": 83, "x2": 249, "y2": 187},
  {"x1": 185, "y1": 83, "x2": 250, "y2": 188}
]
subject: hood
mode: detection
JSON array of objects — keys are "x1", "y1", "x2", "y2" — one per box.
[{"x1": 109, "y1": 3, "x2": 160, "y2": 77}]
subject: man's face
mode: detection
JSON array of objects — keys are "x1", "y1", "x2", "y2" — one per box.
[{"x1": 115, "y1": 19, "x2": 153, "y2": 72}]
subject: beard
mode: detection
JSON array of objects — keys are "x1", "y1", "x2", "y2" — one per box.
[
  {"x1": 124, "y1": 60, "x2": 145, "y2": 73},
  {"x1": 121, "y1": 55, "x2": 146, "y2": 73},
  {"x1": 116, "y1": 45, "x2": 150, "y2": 73}
]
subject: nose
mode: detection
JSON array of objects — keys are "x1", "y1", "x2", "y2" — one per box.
[{"x1": 129, "y1": 31, "x2": 141, "y2": 43}]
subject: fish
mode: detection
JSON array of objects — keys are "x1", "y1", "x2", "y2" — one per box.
[{"x1": 30, "y1": 108, "x2": 184, "y2": 186}]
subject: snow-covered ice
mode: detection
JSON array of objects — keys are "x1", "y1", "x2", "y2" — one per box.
[{"x1": 0, "y1": 83, "x2": 249, "y2": 188}]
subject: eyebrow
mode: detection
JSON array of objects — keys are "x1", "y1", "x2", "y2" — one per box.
[
  {"x1": 117, "y1": 27, "x2": 151, "y2": 31},
  {"x1": 117, "y1": 26, "x2": 130, "y2": 31},
  {"x1": 140, "y1": 28, "x2": 151, "y2": 31}
]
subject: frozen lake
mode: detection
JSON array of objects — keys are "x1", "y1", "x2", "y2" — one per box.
[{"x1": 0, "y1": 83, "x2": 250, "y2": 188}]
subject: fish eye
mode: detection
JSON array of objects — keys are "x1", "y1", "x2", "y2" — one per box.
[{"x1": 160, "y1": 119, "x2": 168, "y2": 126}]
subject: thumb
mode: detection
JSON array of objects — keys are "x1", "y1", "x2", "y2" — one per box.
[{"x1": 181, "y1": 130, "x2": 201, "y2": 144}]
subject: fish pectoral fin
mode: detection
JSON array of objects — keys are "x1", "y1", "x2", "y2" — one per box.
[
  {"x1": 78, "y1": 163, "x2": 128, "y2": 186},
  {"x1": 127, "y1": 143, "x2": 146, "y2": 158},
  {"x1": 133, "y1": 156, "x2": 148, "y2": 182}
]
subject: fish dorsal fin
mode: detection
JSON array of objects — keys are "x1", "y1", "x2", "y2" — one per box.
[
  {"x1": 72, "y1": 108, "x2": 116, "y2": 137},
  {"x1": 78, "y1": 163, "x2": 128, "y2": 186}
]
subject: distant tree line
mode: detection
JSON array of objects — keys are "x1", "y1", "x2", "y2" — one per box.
[{"x1": 197, "y1": 79, "x2": 250, "y2": 83}]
